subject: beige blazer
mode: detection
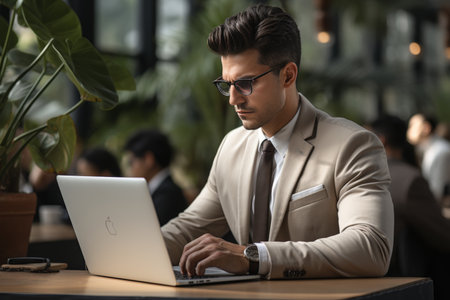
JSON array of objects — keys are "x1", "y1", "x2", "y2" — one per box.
[{"x1": 162, "y1": 94, "x2": 394, "y2": 279}]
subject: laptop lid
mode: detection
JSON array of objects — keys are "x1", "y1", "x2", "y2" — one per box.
[{"x1": 57, "y1": 175, "x2": 260, "y2": 286}]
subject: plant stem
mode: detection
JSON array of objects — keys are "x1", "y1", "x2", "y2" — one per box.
[
  {"x1": 1, "y1": 59, "x2": 62, "y2": 149},
  {"x1": 0, "y1": 9, "x2": 16, "y2": 82},
  {"x1": 64, "y1": 98, "x2": 84, "y2": 116},
  {"x1": 13, "y1": 123, "x2": 46, "y2": 143},
  {"x1": 7, "y1": 65, "x2": 47, "y2": 145},
  {"x1": 4, "y1": 76, "x2": 82, "y2": 182},
  {"x1": 20, "y1": 64, "x2": 64, "y2": 124},
  {"x1": 4, "y1": 63, "x2": 64, "y2": 152},
  {"x1": 0, "y1": 38, "x2": 55, "y2": 106},
  {"x1": 0, "y1": 126, "x2": 43, "y2": 184},
  {"x1": 0, "y1": 62, "x2": 64, "y2": 183}
]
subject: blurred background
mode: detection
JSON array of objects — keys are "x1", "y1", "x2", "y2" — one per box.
[{"x1": 6, "y1": 0, "x2": 450, "y2": 193}]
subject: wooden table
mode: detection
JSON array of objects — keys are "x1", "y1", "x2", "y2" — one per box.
[{"x1": 0, "y1": 270, "x2": 433, "y2": 300}]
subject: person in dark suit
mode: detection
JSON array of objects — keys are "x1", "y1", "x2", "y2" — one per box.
[
  {"x1": 124, "y1": 129, "x2": 187, "y2": 226},
  {"x1": 370, "y1": 115, "x2": 450, "y2": 300}
]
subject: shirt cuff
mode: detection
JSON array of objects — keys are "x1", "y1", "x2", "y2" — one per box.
[{"x1": 255, "y1": 242, "x2": 271, "y2": 275}]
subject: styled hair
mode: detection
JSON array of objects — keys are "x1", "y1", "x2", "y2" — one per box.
[
  {"x1": 79, "y1": 147, "x2": 122, "y2": 177},
  {"x1": 207, "y1": 4, "x2": 301, "y2": 70},
  {"x1": 124, "y1": 129, "x2": 173, "y2": 168}
]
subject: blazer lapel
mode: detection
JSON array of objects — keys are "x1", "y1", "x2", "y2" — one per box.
[
  {"x1": 269, "y1": 95, "x2": 318, "y2": 240},
  {"x1": 236, "y1": 132, "x2": 259, "y2": 244}
]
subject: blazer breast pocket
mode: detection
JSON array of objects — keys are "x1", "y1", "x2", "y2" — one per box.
[
  {"x1": 289, "y1": 184, "x2": 327, "y2": 211},
  {"x1": 287, "y1": 184, "x2": 335, "y2": 241}
]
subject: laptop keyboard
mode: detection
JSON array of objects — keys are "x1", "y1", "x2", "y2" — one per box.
[{"x1": 174, "y1": 269, "x2": 226, "y2": 280}]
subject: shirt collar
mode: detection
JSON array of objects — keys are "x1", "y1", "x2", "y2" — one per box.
[
  {"x1": 257, "y1": 101, "x2": 301, "y2": 157},
  {"x1": 148, "y1": 168, "x2": 170, "y2": 194}
]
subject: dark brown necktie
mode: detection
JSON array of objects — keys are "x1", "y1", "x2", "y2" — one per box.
[{"x1": 252, "y1": 139, "x2": 275, "y2": 242}]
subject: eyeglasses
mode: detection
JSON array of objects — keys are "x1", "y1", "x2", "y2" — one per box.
[{"x1": 213, "y1": 68, "x2": 276, "y2": 97}]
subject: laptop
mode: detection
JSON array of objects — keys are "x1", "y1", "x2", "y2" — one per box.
[{"x1": 56, "y1": 175, "x2": 260, "y2": 286}]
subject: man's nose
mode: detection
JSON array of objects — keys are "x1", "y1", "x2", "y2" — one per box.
[{"x1": 228, "y1": 86, "x2": 245, "y2": 106}]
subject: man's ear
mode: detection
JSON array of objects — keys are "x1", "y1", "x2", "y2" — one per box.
[
  {"x1": 282, "y1": 62, "x2": 298, "y2": 87},
  {"x1": 143, "y1": 152, "x2": 156, "y2": 167},
  {"x1": 423, "y1": 122, "x2": 432, "y2": 136}
]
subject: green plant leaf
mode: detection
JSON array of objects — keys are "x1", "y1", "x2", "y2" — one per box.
[
  {"x1": 18, "y1": 0, "x2": 82, "y2": 77},
  {"x1": 104, "y1": 58, "x2": 136, "y2": 91},
  {"x1": 27, "y1": 114, "x2": 76, "y2": 173},
  {"x1": 0, "y1": 0, "x2": 20, "y2": 10},
  {"x1": 19, "y1": 0, "x2": 81, "y2": 43},
  {"x1": 52, "y1": 38, "x2": 119, "y2": 110},
  {"x1": 17, "y1": 0, "x2": 122, "y2": 110},
  {"x1": 0, "y1": 16, "x2": 18, "y2": 54},
  {"x1": 8, "y1": 80, "x2": 34, "y2": 102},
  {"x1": 7, "y1": 49, "x2": 55, "y2": 74}
]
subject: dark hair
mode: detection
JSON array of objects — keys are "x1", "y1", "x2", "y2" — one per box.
[
  {"x1": 123, "y1": 129, "x2": 173, "y2": 168},
  {"x1": 207, "y1": 4, "x2": 301, "y2": 70},
  {"x1": 371, "y1": 115, "x2": 407, "y2": 150},
  {"x1": 421, "y1": 113, "x2": 438, "y2": 133},
  {"x1": 79, "y1": 147, "x2": 122, "y2": 177},
  {"x1": 371, "y1": 115, "x2": 418, "y2": 167}
]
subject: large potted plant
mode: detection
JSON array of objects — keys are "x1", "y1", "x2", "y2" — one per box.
[{"x1": 0, "y1": 0, "x2": 135, "y2": 264}]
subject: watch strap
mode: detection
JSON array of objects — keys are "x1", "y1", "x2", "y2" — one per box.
[
  {"x1": 248, "y1": 260, "x2": 259, "y2": 274},
  {"x1": 244, "y1": 244, "x2": 259, "y2": 274}
]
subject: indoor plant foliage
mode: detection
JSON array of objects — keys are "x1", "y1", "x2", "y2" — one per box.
[{"x1": 0, "y1": 0, "x2": 135, "y2": 192}]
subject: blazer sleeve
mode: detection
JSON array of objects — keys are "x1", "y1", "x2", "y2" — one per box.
[
  {"x1": 161, "y1": 136, "x2": 231, "y2": 265},
  {"x1": 264, "y1": 130, "x2": 394, "y2": 279}
]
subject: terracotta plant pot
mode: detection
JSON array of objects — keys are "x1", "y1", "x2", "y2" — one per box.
[{"x1": 0, "y1": 192, "x2": 37, "y2": 265}]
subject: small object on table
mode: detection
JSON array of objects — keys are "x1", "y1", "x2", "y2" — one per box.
[{"x1": 0, "y1": 257, "x2": 67, "y2": 273}]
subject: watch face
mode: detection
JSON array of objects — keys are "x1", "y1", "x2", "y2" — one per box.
[{"x1": 244, "y1": 245, "x2": 259, "y2": 262}]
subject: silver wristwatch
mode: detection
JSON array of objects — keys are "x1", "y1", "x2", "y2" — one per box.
[{"x1": 244, "y1": 244, "x2": 259, "y2": 274}]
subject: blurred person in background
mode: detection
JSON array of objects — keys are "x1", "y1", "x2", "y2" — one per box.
[
  {"x1": 407, "y1": 113, "x2": 450, "y2": 204},
  {"x1": 371, "y1": 115, "x2": 450, "y2": 300},
  {"x1": 435, "y1": 121, "x2": 450, "y2": 142},
  {"x1": 76, "y1": 147, "x2": 122, "y2": 177},
  {"x1": 28, "y1": 165, "x2": 65, "y2": 223},
  {"x1": 435, "y1": 121, "x2": 450, "y2": 216},
  {"x1": 123, "y1": 129, "x2": 187, "y2": 226}
]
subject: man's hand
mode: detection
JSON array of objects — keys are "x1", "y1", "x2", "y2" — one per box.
[{"x1": 179, "y1": 233, "x2": 249, "y2": 276}]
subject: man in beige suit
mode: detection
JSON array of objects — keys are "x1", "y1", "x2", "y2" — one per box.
[{"x1": 161, "y1": 4, "x2": 393, "y2": 279}]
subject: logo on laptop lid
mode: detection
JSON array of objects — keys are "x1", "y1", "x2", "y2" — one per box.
[{"x1": 105, "y1": 216, "x2": 118, "y2": 236}]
